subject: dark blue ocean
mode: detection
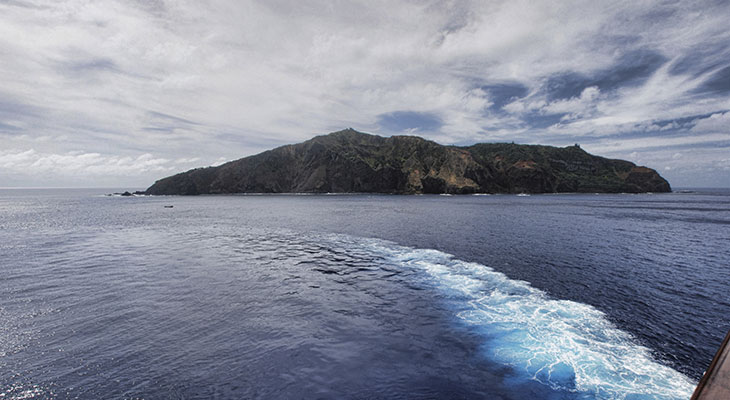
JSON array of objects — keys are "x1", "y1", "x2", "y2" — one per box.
[{"x1": 1, "y1": 189, "x2": 729, "y2": 399}]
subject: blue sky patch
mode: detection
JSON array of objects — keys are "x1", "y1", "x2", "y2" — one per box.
[
  {"x1": 377, "y1": 111, "x2": 443, "y2": 132},
  {"x1": 698, "y1": 65, "x2": 730, "y2": 94},
  {"x1": 524, "y1": 112, "x2": 567, "y2": 129},
  {"x1": 544, "y1": 50, "x2": 666, "y2": 100},
  {"x1": 481, "y1": 83, "x2": 529, "y2": 111}
]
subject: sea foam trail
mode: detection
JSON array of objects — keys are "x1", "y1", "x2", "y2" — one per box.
[{"x1": 359, "y1": 239, "x2": 696, "y2": 400}]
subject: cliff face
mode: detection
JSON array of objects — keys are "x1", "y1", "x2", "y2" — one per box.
[{"x1": 146, "y1": 129, "x2": 671, "y2": 195}]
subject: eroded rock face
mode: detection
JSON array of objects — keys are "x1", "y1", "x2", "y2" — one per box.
[{"x1": 146, "y1": 129, "x2": 671, "y2": 195}]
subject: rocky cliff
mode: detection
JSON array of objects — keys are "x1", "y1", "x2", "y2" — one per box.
[{"x1": 146, "y1": 129, "x2": 671, "y2": 195}]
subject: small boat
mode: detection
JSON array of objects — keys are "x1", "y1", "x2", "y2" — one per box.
[
  {"x1": 516, "y1": 193, "x2": 530, "y2": 197},
  {"x1": 164, "y1": 205, "x2": 174, "y2": 208}
]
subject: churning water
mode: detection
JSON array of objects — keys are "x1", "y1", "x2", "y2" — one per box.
[{"x1": 1, "y1": 189, "x2": 728, "y2": 399}]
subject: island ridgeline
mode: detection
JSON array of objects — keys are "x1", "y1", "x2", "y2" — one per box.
[{"x1": 146, "y1": 129, "x2": 670, "y2": 195}]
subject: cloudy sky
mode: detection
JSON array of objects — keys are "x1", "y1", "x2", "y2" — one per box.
[{"x1": 1, "y1": 0, "x2": 729, "y2": 188}]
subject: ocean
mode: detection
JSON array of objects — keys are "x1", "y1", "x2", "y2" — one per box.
[{"x1": 1, "y1": 189, "x2": 728, "y2": 399}]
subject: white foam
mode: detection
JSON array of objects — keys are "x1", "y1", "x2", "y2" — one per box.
[{"x1": 361, "y1": 240, "x2": 696, "y2": 400}]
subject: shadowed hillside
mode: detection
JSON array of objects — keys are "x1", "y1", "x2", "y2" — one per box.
[{"x1": 146, "y1": 129, "x2": 670, "y2": 195}]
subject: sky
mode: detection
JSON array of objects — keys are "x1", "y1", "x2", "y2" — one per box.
[{"x1": 0, "y1": 0, "x2": 729, "y2": 188}]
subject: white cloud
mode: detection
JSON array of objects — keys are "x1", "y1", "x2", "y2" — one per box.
[
  {"x1": 606, "y1": 146, "x2": 730, "y2": 188},
  {"x1": 0, "y1": 0, "x2": 728, "y2": 186},
  {"x1": 584, "y1": 133, "x2": 730, "y2": 154},
  {"x1": 211, "y1": 157, "x2": 230, "y2": 167},
  {"x1": 0, "y1": 149, "x2": 173, "y2": 176},
  {"x1": 691, "y1": 112, "x2": 730, "y2": 133},
  {"x1": 174, "y1": 157, "x2": 201, "y2": 164},
  {"x1": 505, "y1": 86, "x2": 602, "y2": 123}
]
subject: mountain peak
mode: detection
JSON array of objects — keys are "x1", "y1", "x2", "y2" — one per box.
[{"x1": 146, "y1": 130, "x2": 670, "y2": 195}]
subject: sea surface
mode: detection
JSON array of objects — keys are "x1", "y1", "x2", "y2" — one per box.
[{"x1": 1, "y1": 189, "x2": 729, "y2": 399}]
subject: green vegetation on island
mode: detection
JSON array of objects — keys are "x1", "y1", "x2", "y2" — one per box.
[{"x1": 146, "y1": 129, "x2": 671, "y2": 195}]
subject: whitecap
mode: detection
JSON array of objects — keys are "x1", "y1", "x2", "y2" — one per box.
[{"x1": 357, "y1": 239, "x2": 696, "y2": 400}]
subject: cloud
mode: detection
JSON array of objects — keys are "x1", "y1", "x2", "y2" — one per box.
[
  {"x1": 615, "y1": 146, "x2": 730, "y2": 188},
  {"x1": 377, "y1": 111, "x2": 443, "y2": 133},
  {"x1": 690, "y1": 112, "x2": 730, "y2": 133},
  {"x1": 482, "y1": 83, "x2": 529, "y2": 111},
  {"x1": 0, "y1": 148, "x2": 210, "y2": 187},
  {"x1": 0, "y1": 149, "x2": 171, "y2": 175},
  {"x1": 0, "y1": 0, "x2": 728, "y2": 187},
  {"x1": 585, "y1": 133, "x2": 730, "y2": 154},
  {"x1": 505, "y1": 86, "x2": 602, "y2": 124}
]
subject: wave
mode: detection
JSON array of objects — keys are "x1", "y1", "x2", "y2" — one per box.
[{"x1": 356, "y1": 238, "x2": 696, "y2": 400}]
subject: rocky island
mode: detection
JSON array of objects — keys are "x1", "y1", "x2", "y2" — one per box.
[{"x1": 146, "y1": 129, "x2": 670, "y2": 195}]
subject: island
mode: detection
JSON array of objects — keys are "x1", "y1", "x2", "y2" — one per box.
[{"x1": 146, "y1": 129, "x2": 670, "y2": 195}]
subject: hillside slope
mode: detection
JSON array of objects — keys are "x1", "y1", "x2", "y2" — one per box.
[{"x1": 146, "y1": 129, "x2": 670, "y2": 195}]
